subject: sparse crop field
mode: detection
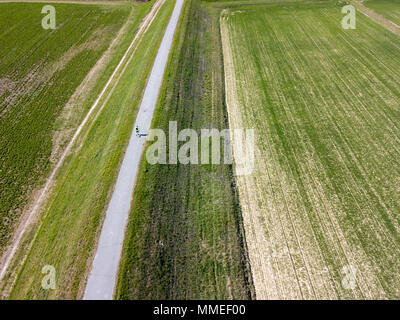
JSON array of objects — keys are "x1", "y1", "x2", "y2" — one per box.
[
  {"x1": 221, "y1": 0, "x2": 400, "y2": 299},
  {"x1": 0, "y1": 2, "x2": 131, "y2": 253},
  {"x1": 363, "y1": 0, "x2": 400, "y2": 25},
  {"x1": 116, "y1": 0, "x2": 254, "y2": 300}
]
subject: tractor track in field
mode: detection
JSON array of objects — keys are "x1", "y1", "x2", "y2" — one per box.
[{"x1": 0, "y1": 0, "x2": 165, "y2": 291}]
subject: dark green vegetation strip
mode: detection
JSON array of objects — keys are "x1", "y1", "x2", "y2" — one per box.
[
  {"x1": 116, "y1": 0, "x2": 255, "y2": 299},
  {"x1": 0, "y1": 3, "x2": 130, "y2": 252}
]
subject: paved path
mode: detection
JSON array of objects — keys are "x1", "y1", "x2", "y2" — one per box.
[{"x1": 83, "y1": 0, "x2": 185, "y2": 300}]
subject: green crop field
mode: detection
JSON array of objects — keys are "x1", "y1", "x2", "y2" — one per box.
[
  {"x1": 116, "y1": 0, "x2": 254, "y2": 300},
  {"x1": 2, "y1": 0, "x2": 176, "y2": 299},
  {"x1": 221, "y1": 0, "x2": 400, "y2": 299},
  {"x1": 0, "y1": 2, "x2": 131, "y2": 254},
  {"x1": 1, "y1": 0, "x2": 399, "y2": 301},
  {"x1": 363, "y1": 0, "x2": 400, "y2": 25}
]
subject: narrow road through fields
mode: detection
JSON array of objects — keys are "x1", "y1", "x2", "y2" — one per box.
[
  {"x1": 352, "y1": 0, "x2": 400, "y2": 35},
  {"x1": 83, "y1": 0, "x2": 185, "y2": 300}
]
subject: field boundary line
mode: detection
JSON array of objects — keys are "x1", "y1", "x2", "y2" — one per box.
[
  {"x1": 352, "y1": 0, "x2": 400, "y2": 35},
  {"x1": 0, "y1": 0, "x2": 165, "y2": 287}
]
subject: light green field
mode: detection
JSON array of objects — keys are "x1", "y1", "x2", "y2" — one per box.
[
  {"x1": 221, "y1": 0, "x2": 400, "y2": 299},
  {"x1": 4, "y1": 0, "x2": 175, "y2": 299}
]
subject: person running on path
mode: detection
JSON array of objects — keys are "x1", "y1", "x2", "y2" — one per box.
[{"x1": 136, "y1": 125, "x2": 139, "y2": 136}]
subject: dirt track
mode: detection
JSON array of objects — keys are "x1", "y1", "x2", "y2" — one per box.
[{"x1": 0, "y1": 0, "x2": 165, "y2": 288}]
